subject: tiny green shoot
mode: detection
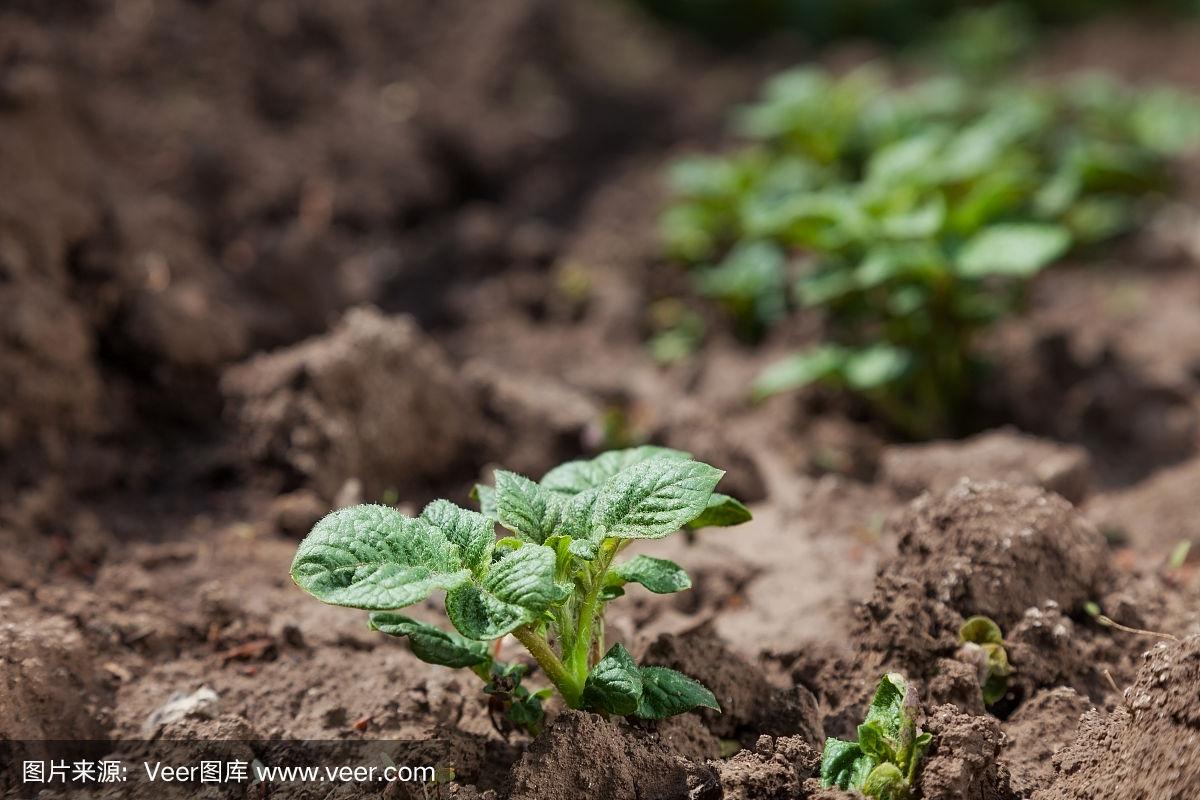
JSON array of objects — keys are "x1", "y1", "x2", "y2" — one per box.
[
  {"x1": 957, "y1": 615, "x2": 1011, "y2": 705},
  {"x1": 820, "y1": 673, "x2": 933, "y2": 799},
  {"x1": 290, "y1": 446, "x2": 751, "y2": 735},
  {"x1": 1167, "y1": 540, "x2": 1192, "y2": 570}
]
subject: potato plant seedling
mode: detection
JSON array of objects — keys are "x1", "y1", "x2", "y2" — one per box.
[
  {"x1": 661, "y1": 65, "x2": 1200, "y2": 437},
  {"x1": 290, "y1": 446, "x2": 750, "y2": 734},
  {"x1": 820, "y1": 673, "x2": 933, "y2": 799},
  {"x1": 958, "y1": 615, "x2": 1011, "y2": 705}
]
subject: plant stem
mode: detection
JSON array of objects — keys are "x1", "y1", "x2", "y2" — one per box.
[
  {"x1": 567, "y1": 539, "x2": 617, "y2": 684},
  {"x1": 512, "y1": 625, "x2": 582, "y2": 707}
]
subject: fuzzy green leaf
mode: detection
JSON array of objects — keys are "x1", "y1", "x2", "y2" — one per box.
[
  {"x1": 420, "y1": 500, "x2": 495, "y2": 575},
  {"x1": 471, "y1": 484, "x2": 498, "y2": 519},
  {"x1": 561, "y1": 487, "x2": 603, "y2": 557},
  {"x1": 864, "y1": 673, "x2": 908, "y2": 741},
  {"x1": 540, "y1": 446, "x2": 692, "y2": 496},
  {"x1": 686, "y1": 493, "x2": 752, "y2": 529},
  {"x1": 955, "y1": 223, "x2": 1071, "y2": 278},
  {"x1": 634, "y1": 666, "x2": 720, "y2": 720},
  {"x1": 610, "y1": 555, "x2": 692, "y2": 594},
  {"x1": 857, "y1": 720, "x2": 896, "y2": 763},
  {"x1": 291, "y1": 505, "x2": 470, "y2": 611},
  {"x1": 582, "y1": 644, "x2": 644, "y2": 715},
  {"x1": 959, "y1": 615, "x2": 1004, "y2": 646},
  {"x1": 820, "y1": 673, "x2": 930, "y2": 795},
  {"x1": 445, "y1": 545, "x2": 563, "y2": 640},
  {"x1": 494, "y1": 470, "x2": 563, "y2": 545},
  {"x1": 862, "y1": 762, "x2": 908, "y2": 800},
  {"x1": 591, "y1": 458, "x2": 724, "y2": 541},
  {"x1": 368, "y1": 613, "x2": 491, "y2": 668},
  {"x1": 820, "y1": 738, "x2": 877, "y2": 790},
  {"x1": 909, "y1": 733, "x2": 933, "y2": 783}
]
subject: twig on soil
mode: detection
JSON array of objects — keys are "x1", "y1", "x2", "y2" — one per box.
[
  {"x1": 1102, "y1": 669, "x2": 1121, "y2": 694},
  {"x1": 1084, "y1": 602, "x2": 1177, "y2": 641},
  {"x1": 216, "y1": 637, "x2": 277, "y2": 662}
]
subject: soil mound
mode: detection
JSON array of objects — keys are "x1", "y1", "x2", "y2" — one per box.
[
  {"x1": 222, "y1": 307, "x2": 483, "y2": 500},
  {"x1": 858, "y1": 481, "x2": 1109, "y2": 681},
  {"x1": 809, "y1": 481, "x2": 1112, "y2": 732},
  {"x1": 878, "y1": 481, "x2": 1109, "y2": 632},
  {"x1": 1001, "y1": 687, "x2": 1092, "y2": 797},
  {"x1": 0, "y1": 600, "x2": 108, "y2": 742},
  {"x1": 1033, "y1": 635, "x2": 1200, "y2": 800},
  {"x1": 642, "y1": 624, "x2": 825, "y2": 748},
  {"x1": 507, "y1": 711, "x2": 715, "y2": 800},
  {"x1": 713, "y1": 734, "x2": 819, "y2": 800},
  {"x1": 917, "y1": 704, "x2": 1014, "y2": 800},
  {"x1": 880, "y1": 429, "x2": 1092, "y2": 504}
]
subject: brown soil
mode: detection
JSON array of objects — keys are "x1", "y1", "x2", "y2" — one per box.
[
  {"x1": 3, "y1": 1, "x2": 1200, "y2": 798},
  {"x1": 1032, "y1": 635, "x2": 1200, "y2": 800}
]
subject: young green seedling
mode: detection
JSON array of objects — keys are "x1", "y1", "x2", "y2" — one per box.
[
  {"x1": 290, "y1": 446, "x2": 751, "y2": 735},
  {"x1": 957, "y1": 615, "x2": 1012, "y2": 705},
  {"x1": 820, "y1": 673, "x2": 933, "y2": 800}
]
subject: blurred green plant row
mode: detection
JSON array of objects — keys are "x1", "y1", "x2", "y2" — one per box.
[{"x1": 658, "y1": 65, "x2": 1200, "y2": 437}]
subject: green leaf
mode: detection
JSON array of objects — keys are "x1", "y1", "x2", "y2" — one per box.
[
  {"x1": 561, "y1": 487, "x2": 603, "y2": 555},
  {"x1": 507, "y1": 693, "x2": 545, "y2": 730},
  {"x1": 591, "y1": 458, "x2": 724, "y2": 540},
  {"x1": 867, "y1": 130, "x2": 946, "y2": 187},
  {"x1": 753, "y1": 345, "x2": 846, "y2": 399},
  {"x1": 472, "y1": 484, "x2": 498, "y2": 519},
  {"x1": 368, "y1": 613, "x2": 491, "y2": 668},
  {"x1": 843, "y1": 345, "x2": 911, "y2": 390},
  {"x1": 540, "y1": 446, "x2": 692, "y2": 496},
  {"x1": 696, "y1": 241, "x2": 789, "y2": 326},
  {"x1": 582, "y1": 643, "x2": 644, "y2": 715},
  {"x1": 854, "y1": 241, "x2": 946, "y2": 289},
  {"x1": 821, "y1": 673, "x2": 930, "y2": 794},
  {"x1": 796, "y1": 268, "x2": 857, "y2": 306},
  {"x1": 686, "y1": 493, "x2": 752, "y2": 529},
  {"x1": 634, "y1": 666, "x2": 720, "y2": 719},
  {"x1": 862, "y1": 762, "x2": 907, "y2": 800},
  {"x1": 598, "y1": 585, "x2": 625, "y2": 602},
  {"x1": 980, "y1": 643, "x2": 1012, "y2": 705},
  {"x1": 857, "y1": 720, "x2": 896, "y2": 763},
  {"x1": 909, "y1": 732, "x2": 933, "y2": 784},
  {"x1": 291, "y1": 505, "x2": 471, "y2": 611},
  {"x1": 879, "y1": 194, "x2": 946, "y2": 240},
  {"x1": 959, "y1": 615, "x2": 1003, "y2": 646},
  {"x1": 864, "y1": 673, "x2": 908, "y2": 741},
  {"x1": 494, "y1": 470, "x2": 563, "y2": 544},
  {"x1": 820, "y1": 738, "x2": 877, "y2": 790},
  {"x1": 610, "y1": 555, "x2": 692, "y2": 594},
  {"x1": 445, "y1": 545, "x2": 562, "y2": 640},
  {"x1": 959, "y1": 616, "x2": 1011, "y2": 704},
  {"x1": 955, "y1": 223, "x2": 1071, "y2": 278},
  {"x1": 420, "y1": 500, "x2": 495, "y2": 574}
]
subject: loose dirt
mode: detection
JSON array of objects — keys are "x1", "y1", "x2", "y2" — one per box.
[{"x1": 2, "y1": 0, "x2": 1200, "y2": 797}]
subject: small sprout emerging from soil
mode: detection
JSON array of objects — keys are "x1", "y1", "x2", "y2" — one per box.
[
  {"x1": 1167, "y1": 540, "x2": 1191, "y2": 570},
  {"x1": 290, "y1": 446, "x2": 751, "y2": 734},
  {"x1": 957, "y1": 615, "x2": 1012, "y2": 705},
  {"x1": 820, "y1": 673, "x2": 932, "y2": 799}
]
